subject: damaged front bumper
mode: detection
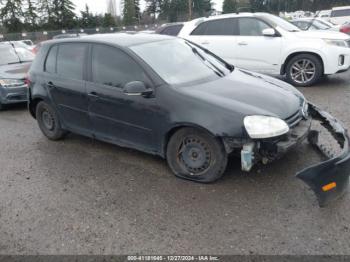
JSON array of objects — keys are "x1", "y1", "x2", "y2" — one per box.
[
  {"x1": 296, "y1": 104, "x2": 350, "y2": 207},
  {"x1": 239, "y1": 103, "x2": 350, "y2": 207}
]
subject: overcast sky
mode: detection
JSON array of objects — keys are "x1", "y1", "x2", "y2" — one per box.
[{"x1": 73, "y1": 0, "x2": 224, "y2": 16}]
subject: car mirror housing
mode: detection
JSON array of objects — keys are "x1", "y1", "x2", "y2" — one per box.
[
  {"x1": 123, "y1": 81, "x2": 153, "y2": 97},
  {"x1": 262, "y1": 28, "x2": 276, "y2": 37}
]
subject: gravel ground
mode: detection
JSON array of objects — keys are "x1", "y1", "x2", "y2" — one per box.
[{"x1": 0, "y1": 73, "x2": 349, "y2": 255}]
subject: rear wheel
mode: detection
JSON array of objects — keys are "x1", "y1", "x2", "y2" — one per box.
[
  {"x1": 166, "y1": 127, "x2": 228, "y2": 183},
  {"x1": 285, "y1": 54, "x2": 323, "y2": 87},
  {"x1": 36, "y1": 101, "x2": 66, "y2": 140}
]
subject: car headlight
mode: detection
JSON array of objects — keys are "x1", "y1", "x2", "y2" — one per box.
[
  {"x1": 0, "y1": 79, "x2": 26, "y2": 88},
  {"x1": 323, "y1": 39, "x2": 348, "y2": 48},
  {"x1": 244, "y1": 115, "x2": 289, "y2": 139}
]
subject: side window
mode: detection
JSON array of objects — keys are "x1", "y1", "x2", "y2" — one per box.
[
  {"x1": 191, "y1": 22, "x2": 208, "y2": 35},
  {"x1": 56, "y1": 43, "x2": 86, "y2": 80},
  {"x1": 191, "y1": 19, "x2": 238, "y2": 36},
  {"x1": 92, "y1": 45, "x2": 146, "y2": 88},
  {"x1": 45, "y1": 45, "x2": 58, "y2": 73},
  {"x1": 238, "y1": 18, "x2": 271, "y2": 36}
]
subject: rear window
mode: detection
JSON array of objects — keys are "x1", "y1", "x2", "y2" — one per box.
[
  {"x1": 56, "y1": 43, "x2": 86, "y2": 80},
  {"x1": 0, "y1": 44, "x2": 34, "y2": 65},
  {"x1": 331, "y1": 9, "x2": 350, "y2": 17}
]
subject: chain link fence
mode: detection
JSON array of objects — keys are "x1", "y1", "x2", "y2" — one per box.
[{"x1": 0, "y1": 24, "x2": 162, "y2": 43}]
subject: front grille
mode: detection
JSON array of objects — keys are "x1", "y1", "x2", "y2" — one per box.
[{"x1": 285, "y1": 110, "x2": 302, "y2": 127}]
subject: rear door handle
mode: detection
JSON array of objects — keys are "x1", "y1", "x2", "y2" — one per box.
[
  {"x1": 238, "y1": 42, "x2": 248, "y2": 46},
  {"x1": 201, "y1": 41, "x2": 210, "y2": 45},
  {"x1": 47, "y1": 81, "x2": 55, "y2": 89}
]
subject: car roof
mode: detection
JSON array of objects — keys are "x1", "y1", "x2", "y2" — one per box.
[
  {"x1": 200, "y1": 12, "x2": 269, "y2": 21},
  {"x1": 45, "y1": 33, "x2": 174, "y2": 48},
  {"x1": 332, "y1": 6, "x2": 350, "y2": 10}
]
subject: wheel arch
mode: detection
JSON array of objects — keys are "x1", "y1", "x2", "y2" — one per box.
[
  {"x1": 281, "y1": 51, "x2": 324, "y2": 75},
  {"x1": 29, "y1": 97, "x2": 45, "y2": 119}
]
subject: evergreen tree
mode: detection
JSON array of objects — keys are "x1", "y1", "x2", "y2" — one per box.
[
  {"x1": 24, "y1": 0, "x2": 38, "y2": 30},
  {"x1": 37, "y1": 0, "x2": 53, "y2": 28},
  {"x1": 222, "y1": 0, "x2": 237, "y2": 13},
  {"x1": 123, "y1": 0, "x2": 137, "y2": 25},
  {"x1": 0, "y1": 0, "x2": 24, "y2": 33},
  {"x1": 51, "y1": 0, "x2": 76, "y2": 29}
]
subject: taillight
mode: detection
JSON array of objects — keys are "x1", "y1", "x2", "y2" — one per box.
[
  {"x1": 340, "y1": 26, "x2": 350, "y2": 34},
  {"x1": 24, "y1": 76, "x2": 31, "y2": 87}
]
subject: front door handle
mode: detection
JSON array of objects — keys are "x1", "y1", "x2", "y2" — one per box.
[
  {"x1": 201, "y1": 41, "x2": 210, "y2": 45},
  {"x1": 238, "y1": 42, "x2": 248, "y2": 46},
  {"x1": 88, "y1": 92, "x2": 99, "y2": 99}
]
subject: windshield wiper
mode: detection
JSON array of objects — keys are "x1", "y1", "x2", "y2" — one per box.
[
  {"x1": 7, "y1": 60, "x2": 32, "y2": 65},
  {"x1": 186, "y1": 43, "x2": 225, "y2": 77}
]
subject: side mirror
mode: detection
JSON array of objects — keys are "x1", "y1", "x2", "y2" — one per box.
[
  {"x1": 123, "y1": 81, "x2": 153, "y2": 97},
  {"x1": 262, "y1": 28, "x2": 276, "y2": 37}
]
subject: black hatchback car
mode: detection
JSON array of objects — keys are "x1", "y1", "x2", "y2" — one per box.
[{"x1": 28, "y1": 34, "x2": 350, "y2": 206}]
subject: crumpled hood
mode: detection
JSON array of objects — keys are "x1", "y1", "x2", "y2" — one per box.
[
  {"x1": 0, "y1": 62, "x2": 31, "y2": 79},
  {"x1": 294, "y1": 30, "x2": 350, "y2": 40},
  {"x1": 180, "y1": 69, "x2": 305, "y2": 120}
]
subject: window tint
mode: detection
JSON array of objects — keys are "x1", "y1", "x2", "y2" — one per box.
[
  {"x1": 191, "y1": 18, "x2": 238, "y2": 35},
  {"x1": 160, "y1": 25, "x2": 183, "y2": 36},
  {"x1": 331, "y1": 9, "x2": 350, "y2": 17},
  {"x1": 92, "y1": 45, "x2": 146, "y2": 88},
  {"x1": 238, "y1": 18, "x2": 271, "y2": 36},
  {"x1": 191, "y1": 22, "x2": 208, "y2": 35},
  {"x1": 56, "y1": 44, "x2": 86, "y2": 80},
  {"x1": 45, "y1": 45, "x2": 57, "y2": 73}
]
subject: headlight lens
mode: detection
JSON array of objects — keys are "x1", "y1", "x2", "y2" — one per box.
[
  {"x1": 244, "y1": 115, "x2": 289, "y2": 139},
  {"x1": 323, "y1": 39, "x2": 348, "y2": 48},
  {"x1": 0, "y1": 79, "x2": 26, "y2": 88}
]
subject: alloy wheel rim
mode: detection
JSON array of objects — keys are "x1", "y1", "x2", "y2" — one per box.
[
  {"x1": 177, "y1": 137, "x2": 211, "y2": 175},
  {"x1": 291, "y1": 59, "x2": 316, "y2": 84}
]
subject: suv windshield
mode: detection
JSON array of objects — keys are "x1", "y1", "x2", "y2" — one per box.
[
  {"x1": 0, "y1": 44, "x2": 34, "y2": 65},
  {"x1": 131, "y1": 39, "x2": 232, "y2": 85},
  {"x1": 260, "y1": 14, "x2": 301, "y2": 32}
]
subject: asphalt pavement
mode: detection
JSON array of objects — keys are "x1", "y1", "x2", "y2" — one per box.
[{"x1": 0, "y1": 73, "x2": 350, "y2": 255}]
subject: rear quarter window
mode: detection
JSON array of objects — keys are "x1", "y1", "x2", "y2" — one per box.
[{"x1": 44, "y1": 45, "x2": 58, "y2": 73}]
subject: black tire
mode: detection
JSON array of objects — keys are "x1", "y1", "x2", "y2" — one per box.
[
  {"x1": 36, "y1": 101, "x2": 66, "y2": 140},
  {"x1": 285, "y1": 54, "x2": 323, "y2": 87},
  {"x1": 166, "y1": 127, "x2": 228, "y2": 183},
  {"x1": 0, "y1": 102, "x2": 3, "y2": 111}
]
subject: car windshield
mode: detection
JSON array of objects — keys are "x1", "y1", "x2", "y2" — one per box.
[
  {"x1": 131, "y1": 39, "x2": 232, "y2": 85},
  {"x1": 261, "y1": 14, "x2": 301, "y2": 32},
  {"x1": 0, "y1": 44, "x2": 34, "y2": 65}
]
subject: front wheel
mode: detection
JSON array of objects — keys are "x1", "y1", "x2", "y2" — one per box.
[
  {"x1": 285, "y1": 54, "x2": 323, "y2": 87},
  {"x1": 166, "y1": 127, "x2": 228, "y2": 183}
]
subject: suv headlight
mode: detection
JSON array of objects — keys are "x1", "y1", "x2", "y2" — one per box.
[
  {"x1": 244, "y1": 115, "x2": 289, "y2": 139},
  {"x1": 0, "y1": 79, "x2": 26, "y2": 88},
  {"x1": 323, "y1": 39, "x2": 348, "y2": 48}
]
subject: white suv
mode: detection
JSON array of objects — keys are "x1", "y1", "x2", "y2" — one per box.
[{"x1": 178, "y1": 13, "x2": 350, "y2": 86}]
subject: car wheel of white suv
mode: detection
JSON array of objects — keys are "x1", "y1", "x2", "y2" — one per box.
[{"x1": 285, "y1": 54, "x2": 323, "y2": 87}]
